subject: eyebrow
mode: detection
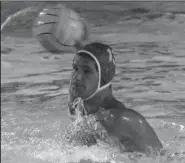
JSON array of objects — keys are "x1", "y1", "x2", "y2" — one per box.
[{"x1": 72, "y1": 63, "x2": 93, "y2": 70}]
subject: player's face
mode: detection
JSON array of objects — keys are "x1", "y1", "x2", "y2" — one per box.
[{"x1": 70, "y1": 53, "x2": 99, "y2": 99}]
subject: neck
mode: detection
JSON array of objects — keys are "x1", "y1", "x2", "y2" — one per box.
[{"x1": 83, "y1": 85, "x2": 114, "y2": 114}]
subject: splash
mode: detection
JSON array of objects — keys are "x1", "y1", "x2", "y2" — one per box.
[{"x1": 61, "y1": 114, "x2": 108, "y2": 146}]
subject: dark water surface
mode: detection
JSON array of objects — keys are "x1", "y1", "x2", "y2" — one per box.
[{"x1": 1, "y1": 2, "x2": 185, "y2": 163}]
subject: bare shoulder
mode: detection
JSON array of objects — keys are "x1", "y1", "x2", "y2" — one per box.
[
  {"x1": 119, "y1": 108, "x2": 146, "y2": 123},
  {"x1": 107, "y1": 105, "x2": 163, "y2": 152},
  {"x1": 108, "y1": 106, "x2": 156, "y2": 135},
  {"x1": 108, "y1": 103, "x2": 146, "y2": 122}
]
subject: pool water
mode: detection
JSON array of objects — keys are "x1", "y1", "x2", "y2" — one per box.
[{"x1": 1, "y1": 2, "x2": 185, "y2": 163}]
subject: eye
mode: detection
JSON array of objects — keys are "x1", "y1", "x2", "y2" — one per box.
[
  {"x1": 84, "y1": 69, "x2": 91, "y2": 74},
  {"x1": 73, "y1": 65, "x2": 78, "y2": 72}
]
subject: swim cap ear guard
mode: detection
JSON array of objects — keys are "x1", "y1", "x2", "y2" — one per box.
[
  {"x1": 100, "y1": 54, "x2": 116, "y2": 86},
  {"x1": 68, "y1": 42, "x2": 116, "y2": 118}
]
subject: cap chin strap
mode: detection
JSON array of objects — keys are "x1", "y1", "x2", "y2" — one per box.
[
  {"x1": 84, "y1": 81, "x2": 111, "y2": 100},
  {"x1": 77, "y1": 50, "x2": 111, "y2": 101},
  {"x1": 68, "y1": 81, "x2": 111, "y2": 119},
  {"x1": 68, "y1": 50, "x2": 112, "y2": 118}
]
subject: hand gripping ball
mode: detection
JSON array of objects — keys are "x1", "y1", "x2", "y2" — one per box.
[{"x1": 32, "y1": 4, "x2": 89, "y2": 53}]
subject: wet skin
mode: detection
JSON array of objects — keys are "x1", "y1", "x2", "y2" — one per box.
[
  {"x1": 69, "y1": 54, "x2": 163, "y2": 154},
  {"x1": 69, "y1": 53, "x2": 99, "y2": 100},
  {"x1": 93, "y1": 96, "x2": 163, "y2": 154}
]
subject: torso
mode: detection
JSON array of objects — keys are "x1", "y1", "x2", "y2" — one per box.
[
  {"x1": 96, "y1": 97, "x2": 163, "y2": 153},
  {"x1": 68, "y1": 95, "x2": 162, "y2": 153}
]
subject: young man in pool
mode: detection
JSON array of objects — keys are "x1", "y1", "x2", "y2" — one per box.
[{"x1": 68, "y1": 42, "x2": 163, "y2": 154}]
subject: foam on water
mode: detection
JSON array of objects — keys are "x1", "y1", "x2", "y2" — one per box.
[
  {"x1": 1, "y1": 102, "x2": 185, "y2": 163},
  {"x1": 1, "y1": 2, "x2": 185, "y2": 163}
]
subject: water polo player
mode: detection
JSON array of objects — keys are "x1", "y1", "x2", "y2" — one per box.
[{"x1": 68, "y1": 42, "x2": 163, "y2": 154}]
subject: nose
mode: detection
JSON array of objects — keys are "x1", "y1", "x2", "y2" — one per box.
[{"x1": 73, "y1": 69, "x2": 84, "y2": 82}]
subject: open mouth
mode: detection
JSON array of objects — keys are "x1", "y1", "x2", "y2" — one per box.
[
  {"x1": 68, "y1": 98, "x2": 87, "y2": 118},
  {"x1": 69, "y1": 106, "x2": 76, "y2": 116}
]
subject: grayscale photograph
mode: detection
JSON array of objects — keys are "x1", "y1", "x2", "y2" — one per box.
[{"x1": 1, "y1": 1, "x2": 185, "y2": 163}]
